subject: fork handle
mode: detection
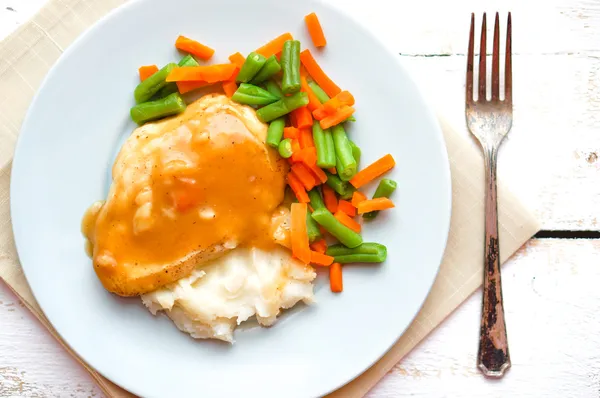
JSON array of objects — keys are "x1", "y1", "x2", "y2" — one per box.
[{"x1": 477, "y1": 145, "x2": 511, "y2": 377}]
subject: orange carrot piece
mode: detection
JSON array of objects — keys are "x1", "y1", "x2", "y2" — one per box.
[
  {"x1": 304, "y1": 12, "x2": 327, "y2": 48},
  {"x1": 310, "y1": 239, "x2": 328, "y2": 254},
  {"x1": 322, "y1": 185, "x2": 338, "y2": 213},
  {"x1": 312, "y1": 107, "x2": 328, "y2": 121},
  {"x1": 291, "y1": 163, "x2": 318, "y2": 191},
  {"x1": 291, "y1": 138, "x2": 301, "y2": 154},
  {"x1": 328, "y1": 167, "x2": 337, "y2": 174},
  {"x1": 321, "y1": 91, "x2": 355, "y2": 114},
  {"x1": 334, "y1": 211, "x2": 361, "y2": 233},
  {"x1": 300, "y1": 75, "x2": 322, "y2": 111},
  {"x1": 310, "y1": 251, "x2": 334, "y2": 266},
  {"x1": 222, "y1": 80, "x2": 238, "y2": 97},
  {"x1": 256, "y1": 32, "x2": 294, "y2": 58},
  {"x1": 306, "y1": 162, "x2": 328, "y2": 184},
  {"x1": 338, "y1": 200, "x2": 357, "y2": 217},
  {"x1": 349, "y1": 154, "x2": 396, "y2": 188},
  {"x1": 299, "y1": 128, "x2": 315, "y2": 149},
  {"x1": 293, "y1": 107, "x2": 313, "y2": 129},
  {"x1": 175, "y1": 35, "x2": 215, "y2": 60},
  {"x1": 289, "y1": 111, "x2": 298, "y2": 128},
  {"x1": 176, "y1": 80, "x2": 209, "y2": 94},
  {"x1": 357, "y1": 197, "x2": 395, "y2": 214},
  {"x1": 291, "y1": 203, "x2": 311, "y2": 264},
  {"x1": 292, "y1": 147, "x2": 317, "y2": 165},
  {"x1": 166, "y1": 64, "x2": 237, "y2": 83},
  {"x1": 287, "y1": 172, "x2": 310, "y2": 203},
  {"x1": 320, "y1": 106, "x2": 355, "y2": 129},
  {"x1": 330, "y1": 263, "x2": 343, "y2": 292},
  {"x1": 351, "y1": 191, "x2": 368, "y2": 208},
  {"x1": 284, "y1": 127, "x2": 300, "y2": 139},
  {"x1": 139, "y1": 65, "x2": 159, "y2": 81},
  {"x1": 299, "y1": 49, "x2": 341, "y2": 97},
  {"x1": 228, "y1": 52, "x2": 246, "y2": 68}
]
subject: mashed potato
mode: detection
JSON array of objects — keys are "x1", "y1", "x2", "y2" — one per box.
[{"x1": 141, "y1": 247, "x2": 315, "y2": 343}]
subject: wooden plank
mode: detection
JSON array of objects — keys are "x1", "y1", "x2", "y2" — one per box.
[{"x1": 368, "y1": 238, "x2": 600, "y2": 397}]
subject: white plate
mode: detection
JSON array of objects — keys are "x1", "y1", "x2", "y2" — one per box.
[{"x1": 10, "y1": 0, "x2": 451, "y2": 396}]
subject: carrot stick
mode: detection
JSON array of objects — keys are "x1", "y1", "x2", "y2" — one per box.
[
  {"x1": 291, "y1": 139, "x2": 301, "y2": 155},
  {"x1": 222, "y1": 80, "x2": 238, "y2": 97},
  {"x1": 256, "y1": 33, "x2": 294, "y2": 58},
  {"x1": 287, "y1": 172, "x2": 310, "y2": 203},
  {"x1": 291, "y1": 203, "x2": 311, "y2": 264},
  {"x1": 321, "y1": 91, "x2": 355, "y2": 114},
  {"x1": 289, "y1": 111, "x2": 298, "y2": 128},
  {"x1": 293, "y1": 106, "x2": 314, "y2": 129},
  {"x1": 284, "y1": 127, "x2": 300, "y2": 139},
  {"x1": 175, "y1": 35, "x2": 215, "y2": 60},
  {"x1": 320, "y1": 106, "x2": 355, "y2": 129},
  {"x1": 312, "y1": 107, "x2": 328, "y2": 121},
  {"x1": 357, "y1": 197, "x2": 395, "y2": 214},
  {"x1": 291, "y1": 147, "x2": 317, "y2": 165},
  {"x1": 310, "y1": 239, "x2": 328, "y2": 254},
  {"x1": 349, "y1": 154, "x2": 396, "y2": 188},
  {"x1": 166, "y1": 64, "x2": 237, "y2": 83},
  {"x1": 176, "y1": 80, "x2": 209, "y2": 94},
  {"x1": 291, "y1": 163, "x2": 318, "y2": 191},
  {"x1": 304, "y1": 13, "x2": 327, "y2": 48},
  {"x1": 334, "y1": 211, "x2": 361, "y2": 233},
  {"x1": 298, "y1": 128, "x2": 315, "y2": 149},
  {"x1": 310, "y1": 251, "x2": 334, "y2": 266},
  {"x1": 338, "y1": 200, "x2": 357, "y2": 217},
  {"x1": 330, "y1": 263, "x2": 343, "y2": 292},
  {"x1": 351, "y1": 191, "x2": 367, "y2": 207},
  {"x1": 139, "y1": 65, "x2": 158, "y2": 81},
  {"x1": 228, "y1": 52, "x2": 246, "y2": 68},
  {"x1": 299, "y1": 49, "x2": 341, "y2": 97},
  {"x1": 306, "y1": 162, "x2": 328, "y2": 184},
  {"x1": 328, "y1": 167, "x2": 337, "y2": 174},
  {"x1": 300, "y1": 75, "x2": 322, "y2": 111},
  {"x1": 322, "y1": 185, "x2": 338, "y2": 213}
]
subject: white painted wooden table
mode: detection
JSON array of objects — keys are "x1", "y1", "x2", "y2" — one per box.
[{"x1": 2, "y1": 0, "x2": 600, "y2": 396}]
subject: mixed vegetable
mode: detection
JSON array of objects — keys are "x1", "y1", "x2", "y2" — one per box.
[{"x1": 129, "y1": 12, "x2": 397, "y2": 293}]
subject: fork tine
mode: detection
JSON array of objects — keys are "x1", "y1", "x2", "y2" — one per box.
[
  {"x1": 505, "y1": 12, "x2": 512, "y2": 104},
  {"x1": 491, "y1": 12, "x2": 500, "y2": 100},
  {"x1": 466, "y1": 13, "x2": 475, "y2": 104},
  {"x1": 478, "y1": 13, "x2": 487, "y2": 101}
]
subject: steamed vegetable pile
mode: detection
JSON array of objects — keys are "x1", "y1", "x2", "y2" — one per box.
[{"x1": 129, "y1": 13, "x2": 397, "y2": 293}]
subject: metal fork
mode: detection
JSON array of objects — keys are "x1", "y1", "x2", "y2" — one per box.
[{"x1": 466, "y1": 12, "x2": 513, "y2": 378}]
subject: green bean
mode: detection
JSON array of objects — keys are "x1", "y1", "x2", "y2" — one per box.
[
  {"x1": 324, "y1": 171, "x2": 350, "y2": 196},
  {"x1": 178, "y1": 55, "x2": 200, "y2": 67},
  {"x1": 264, "y1": 80, "x2": 283, "y2": 98},
  {"x1": 308, "y1": 188, "x2": 326, "y2": 210},
  {"x1": 308, "y1": 81, "x2": 330, "y2": 103},
  {"x1": 134, "y1": 63, "x2": 177, "y2": 103},
  {"x1": 326, "y1": 243, "x2": 387, "y2": 263},
  {"x1": 278, "y1": 138, "x2": 294, "y2": 158},
  {"x1": 339, "y1": 185, "x2": 356, "y2": 201},
  {"x1": 232, "y1": 83, "x2": 279, "y2": 106},
  {"x1": 306, "y1": 211, "x2": 322, "y2": 243},
  {"x1": 312, "y1": 121, "x2": 336, "y2": 168},
  {"x1": 236, "y1": 52, "x2": 267, "y2": 83},
  {"x1": 281, "y1": 40, "x2": 301, "y2": 94},
  {"x1": 349, "y1": 140, "x2": 361, "y2": 166},
  {"x1": 256, "y1": 92, "x2": 308, "y2": 123},
  {"x1": 130, "y1": 92, "x2": 186, "y2": 125},
  {"x1": 331, "y1": 125, "x2": 357, "y2": 181},
  {"x1": 311, "y1": 208, "x2": 363, "y2": 248},
  {"x1": 155, "y1": 56, "x2": 201, "y2": 98},
  {"x1": 266, "y1": 117, "x2": 286, "y2": 148},
  {"x1": 250, "y1": 56, "x2": 281, "y2": 84},
  {"x1": 363, "y1": 179, "x2": 397, "y2": 220}
]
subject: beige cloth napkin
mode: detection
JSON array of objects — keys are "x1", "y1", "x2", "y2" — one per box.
[{"x1": 0, "y1": 0, "x2": 541, "y2": 396}]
